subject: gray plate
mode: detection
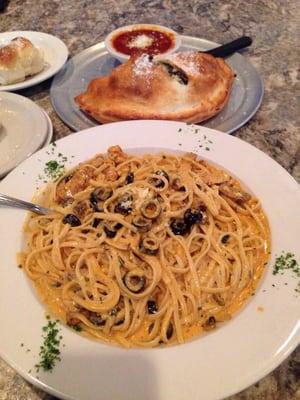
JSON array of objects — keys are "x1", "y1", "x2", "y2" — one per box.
[{"x1": 50, "y1": 36, "x2": 263, "y2": 133}]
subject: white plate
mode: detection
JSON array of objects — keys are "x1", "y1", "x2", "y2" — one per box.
[
  {"x1": 41, "y1": 110, "x2": 53, "y2": 147},
  {"x1": 0, "y1": 31, "x2": 68, "y2": 91},
  {"x1": 0, "y1": 92, "x2": 48, "y2": 177},
  {"x1": 0, "y1": 121, "x2": 299, "y2": 400}
]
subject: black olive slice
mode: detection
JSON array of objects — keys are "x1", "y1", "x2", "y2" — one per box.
[
  {"x1": 114, "y1": 193, "x2": 133, "y2": 215},
  {"x1": 90, "y1": 187, "x2": 113, "y2": 209},
  {"x1": 155, "y1": 170, "x2": 169, "y2": 181},
  {"x1": 148, "y1": 322, "x2": 155, "y2": 334},
  {"x1": 139, "y1": 237, "x2": 159, "y2": 255},
  {"x1": 123, "y1": 270, "x2": 146, "y2": 293},
  {"x1": 89, "y1": 314, "x2": 105, "y2": 326},
  {"x1": 171, "y1": 177, "x2": 185, "y2": 191},
  {"x1": 132, "y1": 216, "x2": 152, "y2": 232},
  {"x1": 170, "y1": 219, "x2": 189, "y2": 235},
  {"x1": 115, "y1": 319, "x2": 125, "y2": 326},
  {"x1": 149, "y1": 170, "x2": 169, "y2": 189},
  {"x1": 184, "y1": 208, "x2": 203, "y2": 226},
  {"x1": 104, "y1": 221, "x2": 122, "y2": 238},
  {"x1": 166, "y1": 323, "x2": 174, "y2": 339},
  {"x1": 62, "y1": 214, "x2": 81, "y2": 227},
  {"x1": 147, "y1": 300, "x2": 158, "y2": 314},
  {"x1": 92, "y1": 218, "x2": 101, "y2": 228},
  {"x1": 221, "y1": 234, "x2": 230, "y2": 244},
  {"x1": 108, "y1": 308, "x2": 117, "y2": 316},
  {"x1": 203, "y1": 316, "x2": 216, "y2": 331},
  {"x1": 149, "y1": 177, "x2": 164, "y2": 188},
  {"x1": 141, "y1": 199, "x2": 161, "y2": 219},
  {"x1": 125, "y1": 172, "x2": 134, "y2": 185}
]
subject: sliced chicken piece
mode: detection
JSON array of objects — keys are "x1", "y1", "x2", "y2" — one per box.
[
  {"x1": 199, "y1": 169, "x2": 230, "y2": 186},
  {"x1": 88, "y1": 154, "x2": 105, "y2": 168},
  {"x1": 56, "y1": 166, "x2": 95, "y2": 206},
  {"x1": 104, "y1": 166, "x2": 119, "y2": 181},
  {"x1": 107, "y1": 145, "x2": 129, "y2": 165},
  {"x1": 219, "y1": 182, "x2": 251, "y2": 204}
]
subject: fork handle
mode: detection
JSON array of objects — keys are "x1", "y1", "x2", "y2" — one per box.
[{"x1": 0, "y1": 193, "x2": 51, "y2": 215}]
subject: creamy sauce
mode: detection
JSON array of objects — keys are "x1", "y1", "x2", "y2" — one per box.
[
  {"x1": 30, "y1": 209, "x2": 270, "y2": 347},
  {"x1": 130, "y1": 220, "x2": 270, "y2": 346},
  {"x1": 21, "y1": 151, "x2": 271, "y2": 348}
]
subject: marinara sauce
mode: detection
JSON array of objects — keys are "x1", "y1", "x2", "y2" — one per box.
[{"x1": 112, "y1": 29, "x2": 175, "y2": 56}]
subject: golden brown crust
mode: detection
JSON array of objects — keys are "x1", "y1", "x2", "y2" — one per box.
[
  {"x1": 75, "y1": 51, "x2": 235, "y2": 124},
  {"x1": 0, "y1": 46, "x2": 18, "y2": 68},
  {"x1": 0, "y1": 37, "x2": 33, "y2": 68}
]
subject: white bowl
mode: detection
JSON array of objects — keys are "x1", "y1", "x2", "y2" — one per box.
[{"x1": 105, "y1": 24, "x2": 181, "y2": 63}]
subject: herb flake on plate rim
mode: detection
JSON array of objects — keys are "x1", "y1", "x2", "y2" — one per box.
[
  {"x1": 34, "y1": 142, "x2": 74, "y2": 188},
  {"x1": 272, "y1": 251, "x2": 300, "y2": 294},
  {"x1": 177, "y1": 124, "x2": 214, "y2": 152}
]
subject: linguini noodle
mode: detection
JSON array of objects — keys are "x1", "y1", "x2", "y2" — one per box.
[{"x1": 21, "y1": 146, "x2": 270, "y2": 348}]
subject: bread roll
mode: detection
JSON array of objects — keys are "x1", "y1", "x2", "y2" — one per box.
[{"x1": 0, "y1": 37, "x2": 44, "y2": 85}]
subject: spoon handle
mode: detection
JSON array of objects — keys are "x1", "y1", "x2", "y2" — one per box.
[
  {"x1": 0, "y1": 193, "x2": 53, "y2": 215},
  {"x1": 205, "y1": 36, "x2": 252, "y2": 58}
]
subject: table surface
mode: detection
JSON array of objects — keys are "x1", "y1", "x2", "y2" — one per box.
[{"x1": 0, "y1": 0, "x2": 299, "y2": 399}]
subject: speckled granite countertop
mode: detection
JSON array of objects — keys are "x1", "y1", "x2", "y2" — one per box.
[{"x1": 0, "y1": 0, "x2": 299, "y2": 399}]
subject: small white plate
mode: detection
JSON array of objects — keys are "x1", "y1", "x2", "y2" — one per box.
[
  {"x1": 0, "y1": 92, "x2": 48, "y2": 177},
  {"x1": 41, "y1": 110, "x2": 53, "y2": 147},
  {"x1": 0, "y1": 121, "x2": 299, "y2": 400},
  {"x1": 0, "y1": 31, "x2": 68, "y2": 92},
  {"x1": 104, "y1": 24, "x2": 181, "y2": 63}
]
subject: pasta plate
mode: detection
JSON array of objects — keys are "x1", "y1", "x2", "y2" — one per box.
[{"x1": 0, "y1": 120, "x2": 299, "y2": 400}]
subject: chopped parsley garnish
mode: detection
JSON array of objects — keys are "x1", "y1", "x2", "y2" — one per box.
[
  {"x1": 35, "y1": 147, "x2": 72, "y2": 188},
  {"x1": 44, "y1": 160, "x2": 65, "y2": 181},
  {"x1": 273, "y1": 252, "x2": 300, "y2": 293},
  {"x1": 273, "y1": 252, "x2": 299, "y2": 275},
  {"x1": 35, "y1": 320, "x2": 62, "y2": 373}
]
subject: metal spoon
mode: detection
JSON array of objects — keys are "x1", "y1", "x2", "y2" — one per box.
[
  {"x1": 204, "y1": 36, "x2": 252, "y2": 58},
  {"x1": 0, "y1": 193, "x2": 56, "y2": 215}
]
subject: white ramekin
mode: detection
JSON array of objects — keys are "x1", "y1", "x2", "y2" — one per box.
[{"x1": 105, "y1": 24, "x2": 182, "y2": 63}]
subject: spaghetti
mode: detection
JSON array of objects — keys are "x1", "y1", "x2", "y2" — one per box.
[{"x1": 21, "y1": 146, "x2": 270, "y2": 347}]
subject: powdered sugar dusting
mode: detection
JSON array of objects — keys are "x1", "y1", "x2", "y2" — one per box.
[
  {"x1": 133, "y1": 54, "x2": 155, "y2": 79},
  {"x1": 167, "y1": 51, "x2": 200, "y2": 75}
]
